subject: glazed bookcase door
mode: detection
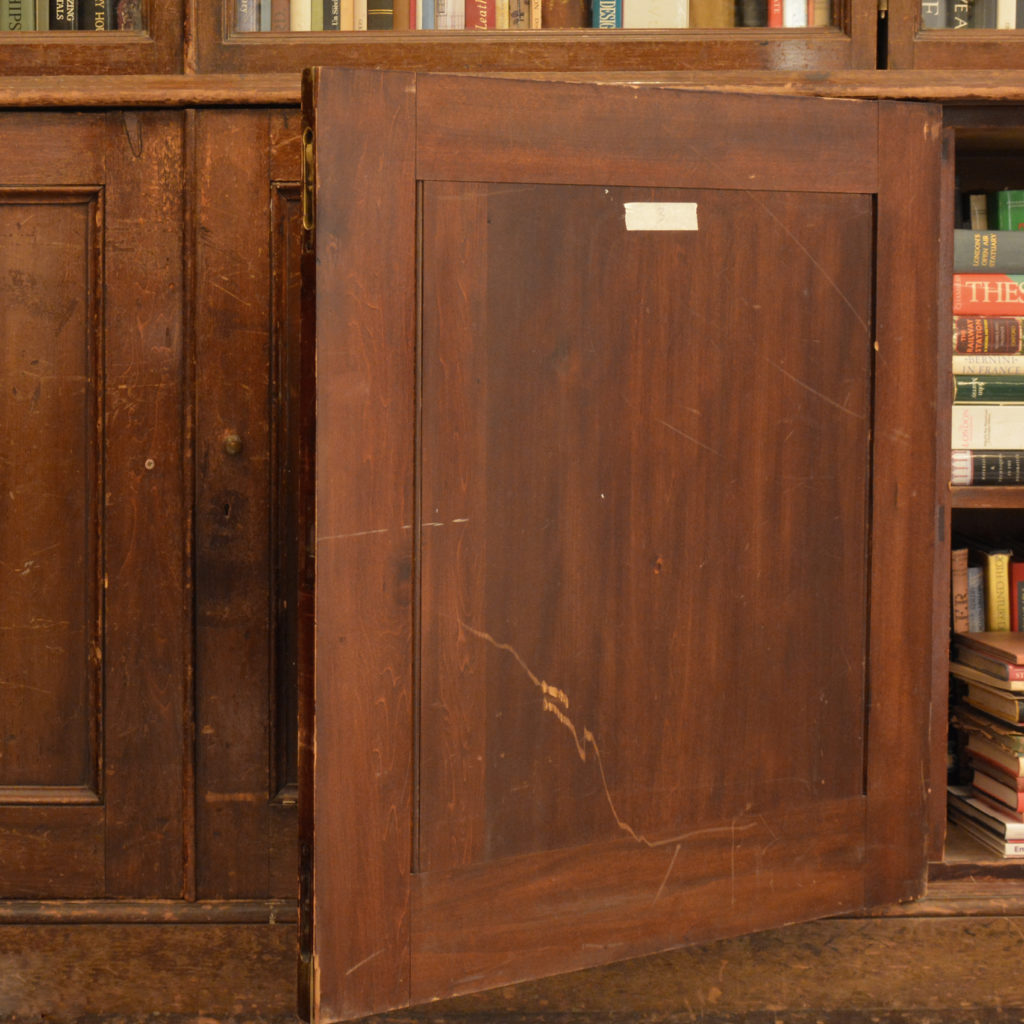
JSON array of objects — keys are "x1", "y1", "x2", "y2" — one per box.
[
  {"x1": 888, "y1": 0, "x2": 1024, "y2": 68},
  {"x1": 195, "y1": 0, "x2": 875, "y2": 73},
  {"x1": 0, "y1": 0, "x2": 183, "y2": 75},
  {"x1": 304, "y1": 69, "x2": 944, "y2": 1022}
]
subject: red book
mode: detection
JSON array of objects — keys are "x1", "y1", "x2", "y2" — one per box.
[
  {"x1": 954, "y1": 274, "x2": 1024, "y2": 316},
  {"x1": 465, "y1": 0, "x2": 494, "y2": 25},
  {"x1": 767, "y1": 0, "x2": 782, "y2": 22},
  {"x1": 954, "y1": 631, "x2": 1024, "y2": 666}
]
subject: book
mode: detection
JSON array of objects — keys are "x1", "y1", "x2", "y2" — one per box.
[
  {"x1": 948, "y1": 804, "x2": 1024, "y2": 857},
  {"x1": 952, "y1": 546, "x2": 970, "y2": 632},
  {"x1": 952, "y1": 450, "x2": 1024, "y2": 486},
  {"x1": 960, "y1": 677, "x2": 1024, "y2": 725},
  {"x1": 690, "y1": 0, "x2": 733, "y2": 22},
  {"x1": 974, "y1": 769, "x2": 1024, "y2": 811},
  {"x1": 955, "y1": 630, "x2": 1024, "y2": 665},
  {"x1": 949, "y1": 784, "x2": 1024, "y2": 837},
  {"x1": 236, "y1": 0, "x2": 260, "y2": 30},
  {"x1": 79, "y1": 0, "x2": 107, "y2": 28},
  {"x1": 3, "y1": 0, "x2": 36, "y2": 27},
  {"x1": 953, "y1": 353, "x2": 1024, "y2": 375},
  {"x1": 955, "y1": 643, "x2": 1024, "y2": 684},
  {"x1": 951, "y1": 656, "x2": 1024, "y2": 693},
  {"x1": 781, "y1": 0, "x2": 805, "y2": 23},
  {"x1": 465, "y1": 0, "x2": 493, "y2": 26},
  {"x1": 508, "y1": 0, "x2": 539, "y2": 25},
  {"x1": 920, "y1": 0, "x2": 946, "y2": 25},
  {"x1": 623, "y1": 0, "x2": 688, "y2": 24},
  {"x1": 953, "y1": 704, "x2": 1024, "y2": 755},
  {"x1": 953, "y1": 374, "x2": 1024, "y2": 402},
  {"x1": 993, "y1": 189, "x2": 1024, "y2": 231},
  {"x1": 735, "y1": 0, "x2": 767, "y2": 23},
  {"x1": 767, "y1": 0, "x2": 781, "y2": 21},
  {"x1": 953, "y1": 545, "x2": 1013, "y2": 630},
  {"x1": 323, "y1": 0, "x2": 341, "y2": 25},
  {"x1": 544, "y1": 0, "x2": 589, "y2": 22},
  {"x1": 954, "y1": 316, "x2": 1024, "y2": 354},
  {"x1": 954, "y1": 230, "x2": 1024, "y2": 273},
  {"x1": 592, "y1": 0, "x2": 620, "y2": 24},
  {"x1": 969, "y1": 192, "x2": 990, "y2": 229},
  {"x1": 968, "y1": 564, "x2": 985, "y2": 631},
  {"x1": 271, "y1": 0, "x2": 291, "y2": 28},
  {"x1": 967, "y1": 733, "x2": 1024, "y2": 776},
  {"x1": 952, "y1": 404, "x2": 1024, "y2": 451},
  {"x1": 950, "y1": 0, "x2": 969, "y2": 24},
  {"x1": 1014, "y1": 558, "x2": 1024, "y2": 631},
  {"x1": 954, "y1": 274, "x2": 1024, "y2": 316},
  {"x1": 290, "y1": 0, "x2": 311, "y2": 28},
  {"x1": 49, "y1": 0, "x2": 76, "y2": 27},
  {"x1": 435, "y1": 0, "x2": 464, "y2": 25}
]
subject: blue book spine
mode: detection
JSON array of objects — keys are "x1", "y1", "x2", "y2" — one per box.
[{"x1": 593, "y1": 0, "x2": 620, "y2": 25}]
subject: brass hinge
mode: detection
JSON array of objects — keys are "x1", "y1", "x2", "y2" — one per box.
[{"x1": 302, "y1": 126, "x2": 316, "y2": 238}]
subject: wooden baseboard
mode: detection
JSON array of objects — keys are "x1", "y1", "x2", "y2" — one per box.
[{"x1": 0, "y1": 920, "x2": 299, "y2": 1022}]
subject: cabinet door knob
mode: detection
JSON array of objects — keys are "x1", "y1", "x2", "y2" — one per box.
[{"x1": 222, "y1": 431, "x2": 244, "y2": 456}]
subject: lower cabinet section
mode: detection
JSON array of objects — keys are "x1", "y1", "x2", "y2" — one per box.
[{"x1": 0, "y1": 106, "x2": 301, "y2": 902}]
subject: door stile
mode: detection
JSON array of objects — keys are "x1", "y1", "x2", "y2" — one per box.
[{"x1": 864, "y1": 100, "x2": 944, "y2": 908}]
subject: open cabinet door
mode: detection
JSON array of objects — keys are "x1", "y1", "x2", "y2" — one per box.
[{"x1": 302, "y1": 69, "x2": 944, "y2": 1023}]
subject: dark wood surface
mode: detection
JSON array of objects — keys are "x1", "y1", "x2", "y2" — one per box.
[
  {"x1": 309, "y1": 69, "x2": 941, "y2": 1022},
  {"x1": 0, "y1": 110, "x2": 187, "y2": 899},
  {"x1": 0, "y1": 107, "x2": 302, "y2": 905},
  {"x1": 4, "y1": 907, "x2": 1024, "y2": 1022},
  {"x1": 193, "y1": 106, "x2": 302, "y2": 901}
]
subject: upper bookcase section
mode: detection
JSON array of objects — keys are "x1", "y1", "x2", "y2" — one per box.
[
  {"x1": 889, "y1": 0, "x2": 1024, "y2": 67},
  {"x1": 0, "y1": 0, "x2": 183, "y2": 73},
  {"x1": 195, "y1": 0, "x2": 876, "y2": 72}
]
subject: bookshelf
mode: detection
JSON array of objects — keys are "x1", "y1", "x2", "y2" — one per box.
[
  {"x1": 0, "y1": 0, "x2": 182, "y2": 73},
  {"x1": 889, "y1": 0, "x2": 1024, "y2": 68},
  {"x1": 5, "y1": 1, "x2": 1024, "y2": 1016}
]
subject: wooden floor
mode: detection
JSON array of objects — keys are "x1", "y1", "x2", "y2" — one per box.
[{"x1": 3, "y1": 905, "x2": 1024, "y2": 1024}]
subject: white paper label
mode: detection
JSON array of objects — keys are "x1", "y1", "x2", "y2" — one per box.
[{"x1": 623, "y1": 202, "x2": 699, "y2": 232}]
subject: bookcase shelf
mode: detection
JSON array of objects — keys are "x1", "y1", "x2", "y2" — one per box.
[{"x1": 952, "y1": 487, "x2": 1024, "y2": 509}]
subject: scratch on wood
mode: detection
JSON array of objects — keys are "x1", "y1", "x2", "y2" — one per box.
[
  {"x1": 459, "y1": 620, "x2": 759, "y2": 853},
  {"x1": 654, "y1": 843, "x2": 682, "y2": 903},
  {"x1": 656, "y1": 419, "x2": 722, "y2": 456},
  {"x1": 345, "y1": 948, "x2": 384, "y2": 977},
  {"x1": 760, "y1": 357, "x2": 865, "y2": 418}
]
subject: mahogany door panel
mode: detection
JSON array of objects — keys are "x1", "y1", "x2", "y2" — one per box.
[
  {"x1": 0, "y1": 112, "x2": 186, "y2": 898},
  {"x1": 193, "y1": 108, "x2": 301, "y2": 901},
  {"x1": 306, "y1": 71, "x2": 943, "y2": 1021}
]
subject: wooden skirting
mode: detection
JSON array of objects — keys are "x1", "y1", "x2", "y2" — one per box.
[{"x1": 3, "y1": 909, "x2": 1024, "y2": 1023}]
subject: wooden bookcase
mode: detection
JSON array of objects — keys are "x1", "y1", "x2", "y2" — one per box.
[
  {"x1": 888, "y1": 0, "x2": 1024, "y2": 69},
  {"x1": 4, "y1": 2, "x2": 1024, "y2": 1019}
]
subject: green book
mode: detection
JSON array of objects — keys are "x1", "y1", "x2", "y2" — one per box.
[
  {"x1": 954, "y1": 374, "x2": 1024, "y2": 403},
  {"x1": 3, "y1": 0, "x2": 37, "y2": 26},
  {"x1": 992, "y1": 189, "x2": 1024, "y2": 232}
]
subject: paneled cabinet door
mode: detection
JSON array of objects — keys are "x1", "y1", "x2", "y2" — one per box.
[
  {"x1": 0, "y1": 112, "x2": 186, "y2": 898},
  {"x1": 305, "y1": 71, "x2": 944, "y2": 1022}
]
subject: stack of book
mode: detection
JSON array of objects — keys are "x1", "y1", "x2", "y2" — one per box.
[
  {"x1": 948, "y1": 632, "x2": 1024, "y2": 857},
  {"x1": 951, "y1": 208, "x2": 1024, "y2": 486}
]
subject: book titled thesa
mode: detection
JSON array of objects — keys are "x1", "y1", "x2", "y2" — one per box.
[{"x1": 955, "y1": 275, "x2": 1024, "y2": 316}]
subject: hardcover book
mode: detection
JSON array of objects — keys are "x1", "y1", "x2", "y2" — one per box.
[
  {"x1": 954, "y1": 274, "x2": 1024, "y2": 316},
  {"x1": 955, "y1": 631, "x2": 1024, "y2": 666},
  {"x1": 952, "y1": 404, "x2": 1024, "y2": 450},
  {"x1": 954, "y1": 374, "x2": 1024, "y2": 402},
  {"x1": 993, "y1": 189, "x2": 1024, "y2": 231},
  {"x1": 954, "y1": 230, "x2": 1024, "y2": 273},
  {"x1": 954, "y1": 316, "x2": 1024, "y2": 354},
  {"x1": 952, "y1": 450, "x2": 1024, "y2": 486}
]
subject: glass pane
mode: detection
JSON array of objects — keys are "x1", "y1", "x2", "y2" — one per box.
[
  {"x1": 921, "y1": 0, "x2": 1022, "y2": 28},
  {"x1": 2, "y1": 0, "x2": 145, "y2": 30},
  {"x1": 233, "y1": 0, "x2": 833, "y2": 31}
]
